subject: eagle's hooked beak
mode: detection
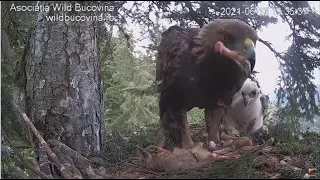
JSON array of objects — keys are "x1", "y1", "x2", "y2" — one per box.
[
  {"x1": 243, "y1": 38, "x2": 256, "y2": 72},
  {"x1": 242, "y1": 92, "x2": 249, "y2": 107}
]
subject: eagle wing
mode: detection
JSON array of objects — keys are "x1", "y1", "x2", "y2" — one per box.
[{"x1": 156, "y1": 26, "x2": 198, "y2": 81}]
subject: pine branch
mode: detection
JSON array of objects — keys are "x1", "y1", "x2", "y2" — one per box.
[
  {"x1": 258, "y1": 38, "x2": 285, "y2": 60},
  {"x1": 183, "y1": 1, "x2": 207, "y2": 28}
]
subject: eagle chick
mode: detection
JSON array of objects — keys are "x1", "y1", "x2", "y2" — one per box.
[{"x1": 223, "y1": 78, "x2": 269, "y2": 138}]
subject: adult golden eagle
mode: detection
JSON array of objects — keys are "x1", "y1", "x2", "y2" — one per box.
[{"x1": 155, "y1": 19, "x2": 258, "y2": 150}]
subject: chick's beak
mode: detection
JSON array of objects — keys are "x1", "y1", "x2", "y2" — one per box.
[
  {"x1": 243, "y1": 38, "x2": 256, "y2": 72},
  {"x1": 243, "y1": 94, "x2": 249, "y2": 107}
]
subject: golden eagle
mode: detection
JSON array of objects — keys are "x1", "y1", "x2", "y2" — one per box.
[{"x1": 155, "y1": 19, "x2": 258, "y2": 149}]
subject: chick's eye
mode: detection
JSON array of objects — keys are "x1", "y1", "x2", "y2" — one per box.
[{"x1": 251, "y1": 91, "x2": 256, "y2": 96}]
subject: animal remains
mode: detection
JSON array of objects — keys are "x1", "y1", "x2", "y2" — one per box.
[{"x1": 137, "y1": 133, "x2": 254, "y2": 172}]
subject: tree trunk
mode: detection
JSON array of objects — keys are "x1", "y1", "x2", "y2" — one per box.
[{"x1": 24, "y1": 2, "x2": 106, "y2": 157}]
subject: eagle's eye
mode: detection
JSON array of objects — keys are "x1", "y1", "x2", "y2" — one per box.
[
  {"x1": 224, "y1": 34, "x2": 230, "y2": 41},
  {"x1": 223, "y1": 34, "x2": 234, "y2": 43}
]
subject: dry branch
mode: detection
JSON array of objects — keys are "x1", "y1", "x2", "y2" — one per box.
[
  {"x1": 258, "y1": 38, "x2": 285, "y2": 60},
  {"x1": 52, "y1": 147, "x2": 83, "y2": 179},
  {"x1": 48, "y1": 139, "x2": 105, "y2": 179},
  {"x1": 89, "y1": 157, "x2": 112, "y2": 168},
  {"x1": 12, "y1": 155, "x2": 53, "y2": 179},
  {"x1": 12, "y1": 103, "x2": 76, "y2": 179},
  {"x1": 254, "y1": 137, "x2": 275, "y2": 154}
]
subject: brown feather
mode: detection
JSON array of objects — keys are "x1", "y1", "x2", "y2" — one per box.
[
  {"x1": 156, "y1": 26, "x2": 199, "y2": 81},
  {"x1": 192, "y1": 19, "x2": 258, "y2": 62}
]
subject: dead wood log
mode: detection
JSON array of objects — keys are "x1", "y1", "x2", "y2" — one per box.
[
  {"x1": 12, "y1": 103, "x2": 76, "y2": 179},
  {"x1": 11, "y1": 155, "x2": 53, "y2": 179},
  {"x1": 52, "y1": 147, "x2": 83, "y2": 179},
  {"x1": 48, "y1": 139, "x2": 104, "y2": 179},
  {"x1": 36, "y1": 142, "x2": 54, "y2": 177}
]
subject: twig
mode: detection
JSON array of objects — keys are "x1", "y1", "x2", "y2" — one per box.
[
  {"x1": 116, "y1": 24, "x2": 131, "y2": 48},
  {"x1": 89, "y1": 157, "x2": 112, "y2": 167},
  {"x1": 184, "y1": 1, "x2": 206, "y2": 27},
  {"x1": 12, "y1": 102, "x2": 75, "y2": 179},
  {"x1": 272, "y1": 1, "x2": 320, "y2": 37},
  {"x1": 269, "y1": 173, "x2": 282, "y2": 179},
  {"x1": 254, "y1": 137, "x2": 275, "y2": 154},
  {"x1": 258, "y1": 38, "x2": 285, "y2": 60},
  {"x1": 139, "y1": 45, "x2": 157, "y2": 51}
]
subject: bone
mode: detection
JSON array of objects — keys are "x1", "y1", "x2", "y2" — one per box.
[
  {"x1": 208, "y1": 141, "x2": 216, "y2": 149},
  {"x1": 210, "y1": 152, "x2": 240, "y2": 160}
]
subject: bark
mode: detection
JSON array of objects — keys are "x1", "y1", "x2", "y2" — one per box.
[{"x1": 24, "y1": 2, "x2": 106, "y2": 157}]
